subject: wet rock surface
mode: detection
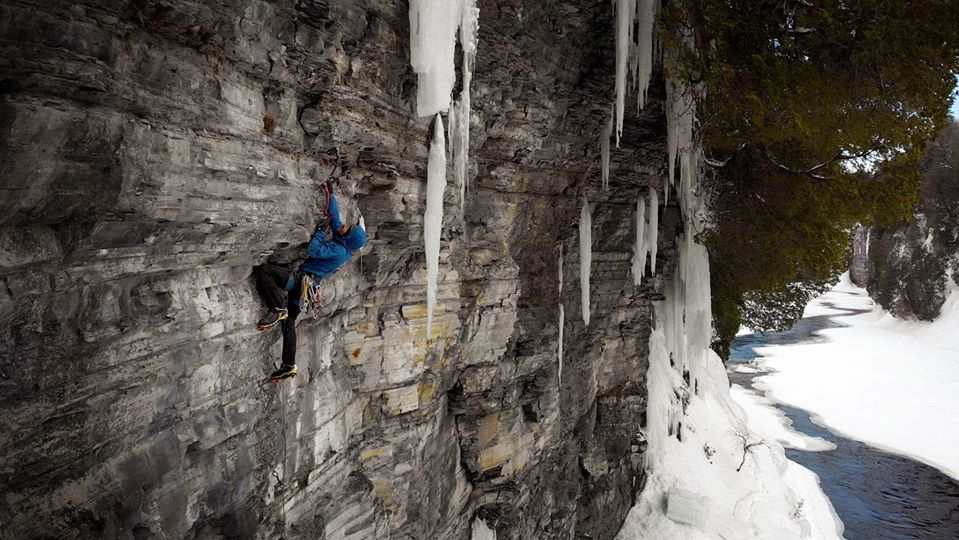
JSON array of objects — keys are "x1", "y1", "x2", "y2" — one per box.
[
  {"x1": 851, "y1": 122, "x2": 959, "y2": 320},
  {"x1": 0, "y1": 1, "x2": 672, "y2": 538}
]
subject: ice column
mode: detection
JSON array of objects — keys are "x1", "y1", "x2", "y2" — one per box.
[
  {"x1": 648, "y1": 188, "x2": 659, "y2": 275},
  {"x1": 632, "y1": 193, "x2": 647, "y2": 285},
  {"x1": 580, "y1": 200, "x2": 592, "y2": 325},
  {"x1": 425, "y1": 116, "x2": 447, "y2": 336},
  {"x1": 558, "y1": 244, "x2": 565, "y2": 384}
]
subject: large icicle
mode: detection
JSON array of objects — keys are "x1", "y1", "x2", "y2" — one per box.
[
  {"x1": 558, "y1": 244, "x2": 565, "y2": 384},
  {"x1": 647, "y1": 188, "x2": 659, "y2": 275},
  {"x1": 614, "y1": 0, "x2": 636, "y2": 145},
  {"x1": 409, "y1": 1, "x2": 461, "y2": 117},
  {"x1": 634, "y1": 0, "x2": 657, "y2": 111},
  {"x1": 580, "y1": 200, "x2": 592, "y2": 325},
  {"x1": 631, "y1": 193, "x2": 647, "y2": 285},
  {"x1": 425, "y1": 115, "x2": 447, "y2": 336},
  {"x1": 451, "y1": 0, "x2": 479, "y2": 210}
]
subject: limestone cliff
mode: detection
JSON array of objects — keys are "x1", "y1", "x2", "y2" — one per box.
[
  {"x1": 851, "y1": 121, "x2": 959, "y2": 320},
  {"x1": 0, "y1": 1, "x2": 674, "y2": 538}
]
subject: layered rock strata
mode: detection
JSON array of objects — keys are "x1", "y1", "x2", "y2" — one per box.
[{"x1": 0, "y1": 0, "x2": 673, "y2": 538}]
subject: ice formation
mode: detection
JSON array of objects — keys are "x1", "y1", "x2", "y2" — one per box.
[
  {"x1": 647, "y1": 188, "x2": 659, "y2": 275},
  {"x1": 632, "y1": 193, "x2": 647, "y2": 285},
  {"x1": 613, "y1": 0, "x2": 659, "y2": 145},
  {"x1": 601, "y1": 111, "x2": 612, "y2": 190},
  {"x1": 665, "y1": 75, "x2": 695, "y2": 196},
  {"x1": 579, "y1": 200, "x2": 592, "y2": 325},
  {"x1": 618, "y1": 67, "x2": 841, "y2": 538},
  {"x1": 558, "y1": 244, "x2": 565, "y2": 384},
  {"x1": 450, "y1": 0, "x2": 479, "y2": 210},
  {"x1": 410, "y1": 0, "x2": 479, "y2": 335},
  {"x1": 409, "y1": 0, "x2": 478, "y2": 117},
  {"x1": 424, "y1": 115, "x2": 447, "y2": 337}
]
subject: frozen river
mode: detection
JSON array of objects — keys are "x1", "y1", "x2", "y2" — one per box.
[{"x1": 728, "y1": 301, "x2": 959, "y2": 539}]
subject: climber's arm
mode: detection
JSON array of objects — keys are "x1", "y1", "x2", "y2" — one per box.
[
  {"x1": 307, "y1": 230, "x2": 346, "y2": 260},
  {"x1": 327, "y1": 192, "x2": 345, "y2": 233}
]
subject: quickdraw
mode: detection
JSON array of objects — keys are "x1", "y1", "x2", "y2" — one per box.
[{"x1": 300, "y1": 273, "x2": 325, "y2": 319}]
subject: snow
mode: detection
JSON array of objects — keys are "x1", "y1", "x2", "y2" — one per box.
[
  {"x1": 647, "y1": 188, "x2": 658, "y2": 275},
  {"x1": 424, "y1": 115, "x2": 447, "y2": 337},
  {"x1": 579, "y1": 199, "x2": 592, "y2": 325},
  {"x1": 616, "y1": 233, "x2": 843, "y2": 540},
  {"x1": 751, "y1": 274, "x2": 959, "y2": 481},
  {"x1": 558, "y1": 244, "x2": 565, "y2": 384},
  {"x1": 730, "y1": 384, "x2": 835, "y2": 452},
  {"x1": 631, "y1": 193, "x2": 647, "y2": 286}
]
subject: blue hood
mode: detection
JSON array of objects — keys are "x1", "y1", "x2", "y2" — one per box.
[{"x1": 340, "y1": 224, "x2": 367, "y2": 251}]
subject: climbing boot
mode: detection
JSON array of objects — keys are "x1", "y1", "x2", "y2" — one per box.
[
  {"x1": 270, "y1": 363, "x2": 297, "y2": 382},
  {"x1": 257, "y1": 308, "x2": 288, "y2": 331}
]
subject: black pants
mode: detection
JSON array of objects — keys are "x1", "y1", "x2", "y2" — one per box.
[{"x1": 253, "y1": 262, "x2": 302, "y2": 367}]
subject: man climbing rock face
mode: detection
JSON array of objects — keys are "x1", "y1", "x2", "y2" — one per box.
[{"x1": 253, "y1": 189, "x2": 367, "y2": 381}]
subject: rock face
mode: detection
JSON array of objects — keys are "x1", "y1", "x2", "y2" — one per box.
[
  {"x1": 851, "y1": 121, "x2": 959, "y2": 320},
  {"x1": 0, "y1": 1, "x2": 672, "y2": 538}
]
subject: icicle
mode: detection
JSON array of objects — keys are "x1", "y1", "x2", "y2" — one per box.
[
  {"x1": 425, "y1": 115, "x2": 447, "y2": 337},
  {"x1": 634, "y1": 0, "x2": 657, "y2": 111},
  {"x1": 452, "y1": 0, "x2": 479, "y2": 211},
  {"x1": 601, "y1": 111, "x2": 612, "y2": 189},
  {"x1": 632, "y1": 193, "x2": 647, "y2": 285},
  {"x1": 648, "y1": 188, "x2": 659, "y2": 275},
  {"x1": 580, "y1": 199, "x2": 592, "y2": 325},
  {"x1": 614, "y1": 0, "x2": 636, "y2": 146},
  {"x1": 558, "y1": 244, "x2": 565, "y2": 384}
]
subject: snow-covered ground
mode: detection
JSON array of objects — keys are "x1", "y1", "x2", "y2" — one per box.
[{"x1": 747, "y1": 274, "x2": 959, "y2": 481}]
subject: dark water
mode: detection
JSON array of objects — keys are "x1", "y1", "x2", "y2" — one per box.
[{"x1": 728, "y1": 293, "x2": 959, "y2": 540}]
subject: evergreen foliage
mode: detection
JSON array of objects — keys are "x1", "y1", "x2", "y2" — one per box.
[{"x1": 663, "y1": 0, "x2": 959, "y2": 357}]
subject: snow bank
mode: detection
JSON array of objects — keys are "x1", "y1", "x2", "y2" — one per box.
[{"x1": 753, "y1": 275, "x2": 959, "y2": 481}]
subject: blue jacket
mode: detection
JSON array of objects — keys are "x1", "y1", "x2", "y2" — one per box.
[{"x1": 300, "y1": 193, "x2": 367, "y2": 278}]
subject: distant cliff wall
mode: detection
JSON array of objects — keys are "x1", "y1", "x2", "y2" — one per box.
[{"x1": 851, "y1": 121, "x2": 959, "y2": 319}]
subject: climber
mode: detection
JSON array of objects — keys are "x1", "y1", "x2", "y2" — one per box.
[{"x1": 252, "y1": 186, "x2": 367, "y2": 381}]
